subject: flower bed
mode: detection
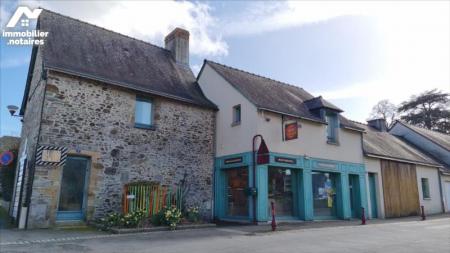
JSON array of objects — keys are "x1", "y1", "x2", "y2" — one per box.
[{"x1": 97, "y1": 206, "x2": 214, "y2": 233}]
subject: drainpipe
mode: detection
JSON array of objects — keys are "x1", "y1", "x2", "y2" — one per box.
[
  {"x1": 437, "y1": 169, "x2": 445, "y2": 213},
  {"x1": 252, "y1": 134, "x2": 264, "y2": 224}
]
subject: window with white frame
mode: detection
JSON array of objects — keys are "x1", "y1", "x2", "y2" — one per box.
[
  {"x1": 135, "y1": 96, "x2": 153, "y2": 128},
  {"x1": 421, "y1": 178, "x2": 430, "y2": 199},
  {"x1": 232, "y1": 104, "x2": 241, "y2": 125}
]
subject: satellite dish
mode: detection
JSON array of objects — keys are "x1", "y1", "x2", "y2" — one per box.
[{"x1": 7, "y1": 105, "x2": 19, "y2": 116}]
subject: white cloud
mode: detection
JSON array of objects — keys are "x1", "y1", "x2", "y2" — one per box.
[
  {"x1": 313, "y1": 1, "x2": 450, "y2": 104},
  {"x1": 0, "y1": 56, "x2": 29, "y2": 69},
  {"x1": 191, "y1": 64, "x2": 202, "y2": 76},
  {"x1": 14, "y1": 0, "x2": 228, "y2": 57},
  {"x1": 218, "y1": 1, "x2": 449, "y2": 121}
]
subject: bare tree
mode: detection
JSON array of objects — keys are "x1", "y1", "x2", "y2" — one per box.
[{"x1": 369, "y1": 100, "x2": 398, "y2": 128}]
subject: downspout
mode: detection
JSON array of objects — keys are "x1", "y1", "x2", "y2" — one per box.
[
  {"x1": 252, "y1": 134, "x2": 263, "y2": 224},
  {"x1": 211, "y1": 112, "x2": 218, "y2": 221},
  {"x1": 24, "y1": 67, "x2": 47, "y2": 229},
  {"x1": 437, "y1": 169, "x2": 445, "y2": 213}
]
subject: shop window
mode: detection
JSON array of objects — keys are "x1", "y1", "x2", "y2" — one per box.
[
  {"x1": 135, "y1": 96, "x2": 153, "y2": 129},
  {"x1": 325, "y1": 113, "x2": 338, "y2": 144},
  {"x1": 225, "y1": 168, "x2": 248, "y2": 217},
  {"x1": 421, "y1": 178, "x2": 430, "y2": 199},
  {"x1": 312, "y1": 172, "x2": 337, "y2": 217},
  {"x1": 232, "y1": 105, "x2": 241, "y2": 126}
]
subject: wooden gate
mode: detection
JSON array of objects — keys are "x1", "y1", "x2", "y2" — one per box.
[
  {"x1": 122, "y1": 182, "x2": 182, "y2": 217},
  {"x1": 381, "y1": 160, "x2": 420, "y2": 218}
]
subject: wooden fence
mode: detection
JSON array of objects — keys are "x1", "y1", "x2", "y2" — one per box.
[{"x1": 122, "y1": 182, "x2": 183, "y2": 216}]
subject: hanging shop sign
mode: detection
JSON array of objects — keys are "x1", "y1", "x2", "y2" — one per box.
[
  {"x1": 36, "y1": 145, "x2": 68, "y2": 166},
  {"x1": 0, "y1": 151, "x2": 15, "y2": 166},
  {"x1": 224, "y1": 156, "x2": 243, "y2": 165},
  {"x1": 274, "y1": 156, "x2": 296, "y2": 165},
  {"x1": 257, "y1": 139, "x2": 270, "y2": 165},
  {"x1": 284, "y1": 122, "x2": 298, "y2": 141}
]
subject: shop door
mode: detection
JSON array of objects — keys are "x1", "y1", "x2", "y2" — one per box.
[
  {"x1": 312, "y1": 172, "x2": 337, "y2": 218},
  {"x1": 268, "y1": 167, "x2": 294, "y2": 217},
  {"x1": 56, "y1": 156, "x2": 90, "y2": 220},
  {"x1": 349, "y1": 174, "x2": 361, "y2": 218},
  {"x1": 225, "y1": 168, "x2": 248, "y2": 217},
  {"x1": 368, "y1": 173, "x2": 378, "y2": 218}
]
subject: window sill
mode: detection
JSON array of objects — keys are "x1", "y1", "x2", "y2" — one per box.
[
  {"x1": 231, "y1": 122, "x2": 241, "y2": 127},
  {"x1": 134, "y1": 124, "x2": 156, "y2": 130},
  {"x1": 327, "y1": 140, "x2": 340, "y2": 146},
  {"x1": 423, "y1": 197, "x2": 431, "y2": 200}
]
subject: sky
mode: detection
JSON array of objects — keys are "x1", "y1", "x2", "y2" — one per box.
[{"x1": 0, "y1": 0, "x2": 449, "y2": 136}]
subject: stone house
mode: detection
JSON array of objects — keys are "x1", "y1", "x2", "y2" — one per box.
[
  {"x1": 10, "y1": 10, "x2": 216, "y2": 228},
  {"x1": 353, "y1": 119, "x2": 443, "y2": 219},
  {"x1": 197, "y1": 60, "x2": 368, "y2": 222},
  {"x1": 390, "y1": 121, "x2": 450, "y2": 212}
]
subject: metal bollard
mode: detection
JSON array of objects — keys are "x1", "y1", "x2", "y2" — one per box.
[
  {"x1": 361, "y1": 207, "x2": 366, "y2": 225},
  {"x1": 271, "y1": 201, "x2": 276, "y2": 231},
  {"x1": 421, "y1": 205, "x2": 426, "y2": 220}
]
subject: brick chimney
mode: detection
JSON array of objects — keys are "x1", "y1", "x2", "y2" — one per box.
[
  {"x1": 164, "y1": 27, "x2": 189, "y2": 66},
  {"x1": 367, "y1": 118, "x2": 387, "y2": 132}
]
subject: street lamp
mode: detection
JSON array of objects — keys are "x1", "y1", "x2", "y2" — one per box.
[{"x1": 7, "y1": 105, "x2": 22, "y2": 117}]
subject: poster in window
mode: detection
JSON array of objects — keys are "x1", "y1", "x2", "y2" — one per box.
[{"x1": 284, "y1": 122, "x2": 298, "y2": 140}]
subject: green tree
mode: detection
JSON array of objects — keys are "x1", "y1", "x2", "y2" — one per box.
[{"x1": 397, "y1": 89, "x2": 450, "y2": 134}]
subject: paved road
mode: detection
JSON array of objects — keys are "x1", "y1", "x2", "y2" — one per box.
[{"x1": 1, "y1": 217, "x2": 449, "y2": 253}]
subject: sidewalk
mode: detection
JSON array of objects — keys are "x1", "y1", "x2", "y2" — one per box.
[{"x1": 1, "y1": 213, "x2": 449, "y2": 246}]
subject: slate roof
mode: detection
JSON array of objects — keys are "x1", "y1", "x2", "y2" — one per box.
[
  {"x1": 204, "y1": 60, "x2": 363, "y2": 131},
  {"x1": 353, "y1": 121, "x2": 440, "y2": 166},
  {"x1": 304, "y1": 96, "x2": 343, "y2": 112},
  {"x1": 21, "y1": 9, "x2": 215, "y2": 115},
  {"x1": 392, "y1": 121, "x2": 450, "y2": 151}
]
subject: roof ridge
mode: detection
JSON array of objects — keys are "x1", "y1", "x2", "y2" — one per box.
[
  {"x1": 398, "y1": 120, "x2": 450, "y2": 136},
  {"x1": 40, "y1": 8, "x2": 170, "y2": 52},
  {"x1": 205, "y1": 59, "x2": 309, "y2": 93},
  {"x1": 349, "y1": 119, "x2": 367, "y2": 126}
]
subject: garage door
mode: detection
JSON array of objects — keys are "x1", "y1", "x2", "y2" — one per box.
[{"x1": 381, "y1": 160, "x2": 420, "y2": 218}]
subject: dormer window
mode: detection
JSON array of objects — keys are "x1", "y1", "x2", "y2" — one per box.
[
  {"x1": 325, "y1": 112, "x2": 339, "y2": 144},
  {"x1": 232, "y1": 104, "x2": 241, "y2": 126}
]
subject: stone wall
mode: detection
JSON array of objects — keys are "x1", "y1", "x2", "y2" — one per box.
[
  {"x1": 10, "y1": 46, "x2": 46, "y2": 221},
  {"x1": 27, "y1": 70, "x2": 215, "y2": 227}
]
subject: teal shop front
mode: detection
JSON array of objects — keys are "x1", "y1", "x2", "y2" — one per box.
[{"x1": 214, "y1": 152, "x2": 368, "y2": 222}]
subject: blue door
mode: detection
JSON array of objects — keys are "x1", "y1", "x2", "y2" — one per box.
[
  {"x1": 368, "y1": 173, "x2": 378, "y2": 218},
  {"x1": 56, "y1": 156, "x2": 90, "y2": 220},
  {"x1": 349, "y1": 174, "x2": 361, "y2": 218}
]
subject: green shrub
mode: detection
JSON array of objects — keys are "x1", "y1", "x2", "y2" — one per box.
[
  {"x1": 99, "y1": 210, "x2": 146, "y2": 230},
  {"x1": 152, "y1": 206, "x2": 182, "y2": 229},
  {"x1": 186, "y1": 206, "x2": 200, "y2": 222}
]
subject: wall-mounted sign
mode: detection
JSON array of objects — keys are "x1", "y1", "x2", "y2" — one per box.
[
  {"x1": 0, "y1": 151, "x2": 14, "y2": 166},
  {"x1": 224, "y1": 157, "x2": 243, "y2": 165},
  {"x1": 284, "y1": 122, "x2": 298, "y2": 141},
  {"x1": 36, "y1": 145, "x2": 68, "y2": 166},
  {"x1": 315, "y1": 162, "x2": 337, "y2": 170},
  {"x1": 275, "y1": 156, "x2": 296, "y2": 164}
]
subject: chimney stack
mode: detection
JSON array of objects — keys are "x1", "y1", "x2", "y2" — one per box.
[
  {"x1": 367, "y1": 118, "x2": 387, "y2": 132},
  {"x1": 164, "y1": 27, "x2": 189, "y2": 66}
]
